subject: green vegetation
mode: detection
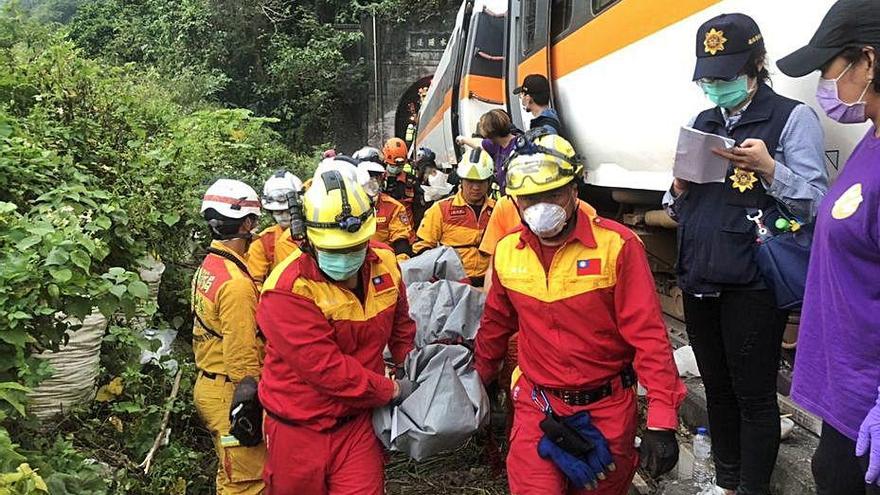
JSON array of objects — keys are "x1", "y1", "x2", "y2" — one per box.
[{"x1": 0, "y1": 0, "x2": 452, "y2": 492}]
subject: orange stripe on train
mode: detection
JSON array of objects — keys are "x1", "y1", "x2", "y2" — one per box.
[{"x1": 551, "y1": 0, "x2": 720, "y2": 80}]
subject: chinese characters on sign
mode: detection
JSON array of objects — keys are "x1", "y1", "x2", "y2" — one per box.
[{"x1": 410, "y1": 33, "x2": 448, "y2": 52}]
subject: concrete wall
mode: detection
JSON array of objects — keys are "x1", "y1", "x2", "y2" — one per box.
[{"x1": 361, "y1": 5, "x2": 459, "y2": 150}]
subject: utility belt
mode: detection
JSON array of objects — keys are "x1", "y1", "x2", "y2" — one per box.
[
  {"x1": 198, "y1": 370, "x2": 229, "y2": 383},
  {"x1": 537, "y1": 365, "x2": 636, "y2": 407},
  {"x1": 265, "y1": 408, "x2": 358, "y2": 432}
]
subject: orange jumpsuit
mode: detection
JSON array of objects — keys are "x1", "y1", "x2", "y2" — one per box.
[
  {"x1": 414, "y1": 191, "x2": 495, "y2": 281},
  {"x1": 192, "y1": 241, "x2": 266, "y2": 494},
  {"x1": 247, "y1": 224, "x2": 295, "y2": 284},
  {"x1": 373, "y1": 193, "x2": 414, "y2": 246}
]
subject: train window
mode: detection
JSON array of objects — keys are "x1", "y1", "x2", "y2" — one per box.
[
  {"x1": 550, "y1": 0, "x2": 574, "y2": 40},
  {"x1": 591, "y1": 0, "x2": 620, "y2": 15},
  {"x1": 522, "y1": 0, "x2": 538, "y2": 56}
]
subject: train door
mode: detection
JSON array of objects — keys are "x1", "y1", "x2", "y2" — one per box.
[
  {"x1": 505, "y1": 0, "x2": 553, "y2": 130},
  {"x1": 457, "y1": 5, "x2": 506, "y2": 153}
]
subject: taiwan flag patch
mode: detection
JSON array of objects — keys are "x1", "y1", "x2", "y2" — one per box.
[
  {"x1": 576, "y1": 259, "x2": 602, "y2": 276},
  {"x1": 372, "y1": 273, "x2": 394, "y2": 292}
]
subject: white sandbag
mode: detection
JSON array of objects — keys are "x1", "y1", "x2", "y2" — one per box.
[
  {"x1": 129, "y1": 256, "x2": 166, "y2": 331},
  {"x1": 140, "y1": 328, "x2": 179, "y2": 375},
  {"x1": 399, "y1": 246, "x2": 468, "y2": 286},
  {"x1": 27, "y1": 310, "x2": 108, "y2": 420}
]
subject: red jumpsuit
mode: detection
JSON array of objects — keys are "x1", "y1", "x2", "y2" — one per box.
[
  {"x1": 256, "y1": 242, "x2": 416, "y2": 495},
  {"x1": 474, "y1": 205, "x2": 686, "y2": 495}
]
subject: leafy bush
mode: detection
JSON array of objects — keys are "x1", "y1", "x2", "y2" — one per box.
[{"x1": 0, "y1": 12, "x2": 316, "y2": 493}]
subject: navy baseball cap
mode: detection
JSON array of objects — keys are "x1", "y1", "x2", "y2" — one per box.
[
  {"x1": 513, "y1": 74, "x2": 551, "y2": 96},
  {"x1": 693, "y1": 13, "x2": 765, "y2": 81},
  {"x1": 778, "y1": 0, "x2": 880, "y2": 77}
]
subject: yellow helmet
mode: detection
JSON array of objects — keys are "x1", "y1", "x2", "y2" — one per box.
[
  {"x1": 505, "y1": 134, "x2": 581, "y2": 197},
  {"x1": 303, "y1": 168, "x2": 377, "y2": 249},
  {"x1": 456, "y1": 147, "x2": 494, "y2": 181}
]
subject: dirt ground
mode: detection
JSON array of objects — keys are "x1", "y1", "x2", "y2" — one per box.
[{"x1": 385, "y1": 438, "x2": 510, "y2": 495}]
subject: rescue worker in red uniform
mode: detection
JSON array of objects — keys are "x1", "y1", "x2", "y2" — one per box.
[
  {"x1": 356, "y1": 161, "x2": 414, "y2": 258},
  {"x1": 192, "y1": 179, "x2": 267, "y2": 494},
  {"x1": 474, "y1": 135, "x2": 686, "y2": 494},
  {"x1": 256, "y1": 162, "x2": 417, "y2": 495},
  {"x1": 247, "y1": 170, "x2": 303, "y2": 284},
  {"x1": 414, "y1": 147, "x2": 495, "y2": 286}
]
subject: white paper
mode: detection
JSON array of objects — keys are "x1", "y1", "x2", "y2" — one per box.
[{"x1": 673, "y1": 126, "x2": 736, "y2": 184}]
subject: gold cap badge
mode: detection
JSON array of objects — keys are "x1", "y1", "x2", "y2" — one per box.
[{"x1": 704, "y1": 28, "x2": 727, "y2": 56}]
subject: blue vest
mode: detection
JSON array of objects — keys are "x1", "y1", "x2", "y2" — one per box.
[{"x1": 676, "y1": 83, "x2": 800, "y2": 294}]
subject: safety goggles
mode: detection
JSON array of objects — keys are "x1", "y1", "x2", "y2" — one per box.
[
  {"x1": 505, "y1": 157, "x2": 577, "y2": 192},
  {"x1": 263, "y1": 190, "x2": 294, "y2": 204}
]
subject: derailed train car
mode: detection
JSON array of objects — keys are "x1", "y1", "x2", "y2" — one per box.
[
  {"x1": 414, "y1": 0, "x2": 869, "y2": 315},
  {"x1": 417, "y1": 0, "x2": 868, "y2": 189}
]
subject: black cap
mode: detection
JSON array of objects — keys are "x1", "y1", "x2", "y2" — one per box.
[
  {"x1": 778, "y1": 0, "x2": 880, "y2": 78},
  {"x1": 513, "y1": 74, "x2": 550, "y2": 96},
  {"x1": 693, "y1": 13, "x2": 764, "y2": 81}
]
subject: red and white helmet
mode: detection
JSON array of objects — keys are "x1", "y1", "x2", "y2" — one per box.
[
  {"x1": 262, "y1": 170, "x2": 304, "y2": 211},
  {"x1": 200, "y1": 179, "x2": 261, "y2": 219}
]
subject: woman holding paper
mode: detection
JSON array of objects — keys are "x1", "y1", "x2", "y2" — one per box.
[{"x1": 664, "y1": 13, "x2": 828, "y2": 495}]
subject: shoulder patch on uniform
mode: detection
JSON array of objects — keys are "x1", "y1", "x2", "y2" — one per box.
[{"x1": 198, "y1": 256, "x2": 232, "y2": 302}]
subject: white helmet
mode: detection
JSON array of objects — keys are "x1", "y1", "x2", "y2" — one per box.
[
  {"x1": 456, "y1": 147, "x2": 494, "y2": 181},
  {"x1": 201, "y1": 179, "x2": 261, "y2": 219},
  {"x1": 314, "y1": 157, "x2": 359, "y2": 184},
  {"x1": 357, "y1": 161, "x2": 386, "y2": 198},
  {"x1": 262, "y1": 170, "x2": 303, "y2": 211},
  {"x1": 352, "y1": 146, "x2": 383, "y2": 164}
]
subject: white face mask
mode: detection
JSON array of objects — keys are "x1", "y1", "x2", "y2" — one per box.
[
  {"x1": 522, "y1": 202, "x2": 567, "y2": 238},
  {"x1": 272, "y1": 211, "x2": 291, "y2": 228},
  {"x1": 428, "y1": 170, "x2": 448, "y2": 187},
  {"x1": 421, "y1": 170, "x2": 453, "y2": 202}
]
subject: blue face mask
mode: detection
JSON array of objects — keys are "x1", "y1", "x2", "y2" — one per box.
[
  {"x1": 700, "y1": 75, "x2": 751, "y2": 109},
  {"x1": 316, "y1": 248, "x2": 367, "y2": 281}
]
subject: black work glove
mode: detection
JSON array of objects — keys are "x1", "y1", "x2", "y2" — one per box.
[
  {"x1": 391, "y1": 378, "x2": 418, "y2": 406},
  {"x1": 639, "y1": 429, "x2": 679, "y2": 478},
  {"x1": 229, "y1": 376, "x2": 263, "y2": 447}
]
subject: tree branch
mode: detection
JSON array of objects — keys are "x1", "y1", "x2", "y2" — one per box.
[{"x1": 137, "y1": 369, "x2": 183, "y2": 475}]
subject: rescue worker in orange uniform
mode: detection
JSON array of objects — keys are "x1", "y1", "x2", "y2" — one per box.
[
  {"x1": 381, "y1": 137, "x2": 414, "y2": 208},
  {"x1": 414, "y1": 147, "x2": 495, "y2": 285},
  {"x1": 247, "y1": 170, "x2": 304, "y2": 284},
  {"x1": 192, "y1": 179, "x2": 267, "y2": 494},
  {"x1": 256, "y1": 163, "x2": 417, "y2": 495},
  {"x1": 356, "y1": 161, "x2": 414, "y2": 257},
  {"x1": 474, "y1": 135, "x2": 686, "y2": 494}
]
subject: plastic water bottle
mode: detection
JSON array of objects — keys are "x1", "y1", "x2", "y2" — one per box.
[{"x1": 692, "y1": 427, "x2": 714, "y2": 492}]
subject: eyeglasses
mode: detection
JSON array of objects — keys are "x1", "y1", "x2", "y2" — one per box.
[{"x1": 697, "y1": 74, "x2": 743, "y2": 86}]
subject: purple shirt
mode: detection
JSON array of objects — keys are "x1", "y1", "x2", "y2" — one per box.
[
  {"x1": 482, "y1": 138, "x2": 516, "y2": 190},
  {"x1": 792, "y1": 128, "x2": 880, "y2": 441}
]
